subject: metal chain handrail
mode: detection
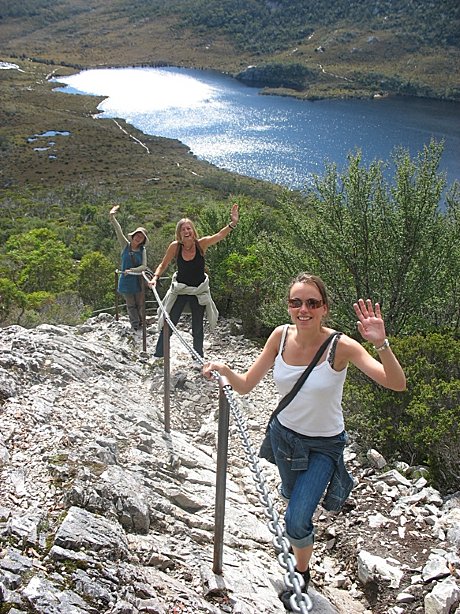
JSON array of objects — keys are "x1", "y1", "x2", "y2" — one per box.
[
  {"x1": 218, "y1": 383, "x2": 312, "y2": 613},
  {"x1": 142, "y1": 271, "x2": 313, "y2": 613}
]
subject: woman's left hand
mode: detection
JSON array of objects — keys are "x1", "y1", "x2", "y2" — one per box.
[
  {"x1": 353, "y1": 299, "x2": 387, "y2": 346},
  {"x1": 230, "y1": 203, "x2": 239, "y2": 226}
]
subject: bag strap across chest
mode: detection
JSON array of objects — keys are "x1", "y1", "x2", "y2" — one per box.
[{"x1": 266, "y1": 331, "x2": 340, "y2": 431}]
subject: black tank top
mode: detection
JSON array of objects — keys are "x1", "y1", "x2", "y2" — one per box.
[{"x1": 176, "y1": 245, "x2": 206, "y2": 287}]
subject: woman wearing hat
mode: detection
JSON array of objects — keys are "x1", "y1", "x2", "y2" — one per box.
[{"x1": 109, "y1": 205, "x2": 149, "y2": 331}]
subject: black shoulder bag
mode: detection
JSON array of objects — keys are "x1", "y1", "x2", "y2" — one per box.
[{"x1": 259, "y1": 332, "x2": 339, "y2": 464}]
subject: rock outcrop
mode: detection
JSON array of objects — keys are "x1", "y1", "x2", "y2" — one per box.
[
  {"x1": 235, "y1": 63, "x2": 316, "y2": 91},
  {"x1": 0, "y1": 314, "x2": 459, "y2": 613}
]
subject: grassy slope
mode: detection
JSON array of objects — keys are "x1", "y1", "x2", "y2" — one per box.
[
  {"x1": 1, "y1": 0, "x2": 458, "y2": 98},
  {"x1": 0, "y1": 0, "x2": 281, "y2": 214},
  {"x1": 0, "y1": 0, "x2": 458, "y2": 216}
]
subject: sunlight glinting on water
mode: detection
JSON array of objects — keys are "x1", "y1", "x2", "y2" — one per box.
[
  {"x1": 52, "y1": 66, "x2": 460, "y2": 191},
  {"x1": 64, "y1": 68, "x2": 220, "y2": 113},
  {"x1": 192, "y1": 134, "x2": 280, "y2": 156}
]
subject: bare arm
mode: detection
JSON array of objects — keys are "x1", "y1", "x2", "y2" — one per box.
[
  {"x1": 199, "y1": 203, "x2": 239, "y2": 251},
  {"x1": 148, "y1": 242, "x2": 178, "y2": 287},
  {"x1": 109, "y1": 206, "x2": 129, "y2": 250},
  {"x1": 202, "y1": 326, "x2": 282, "y2": 394},
  {"x1": 336, "y1": 299, "x2": 406, "y2": 391}
]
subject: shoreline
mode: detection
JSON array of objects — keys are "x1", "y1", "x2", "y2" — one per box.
[
  {"x1": 49, "y1": 63, "x2": 460, "y2": 190},
  {"x1": 25, "y1": 55, "x2": 460, "y2": 105}
]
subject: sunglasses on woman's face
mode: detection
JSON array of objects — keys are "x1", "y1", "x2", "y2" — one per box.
[{"x1": 288, "y1": 297, "x2": 324, "y2": 309}]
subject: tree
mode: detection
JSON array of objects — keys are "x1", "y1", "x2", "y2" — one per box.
[
  {"x1": 5, "y1": 228, "x2": 77, "y2": 294},
  {"x1": 281, "y1": 140, "x2": 460, "y2": 336},
  {"x1": 78, "y1": 251, "x2": 115, "y2": 311}
]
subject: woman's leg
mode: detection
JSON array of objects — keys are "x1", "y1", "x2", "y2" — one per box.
[
  {"x1": 285, "y1": 451, "x2": 335, "y2": 570},
  {"x1": 154, "y1": 295, "x2": 187, "y2": 357},
  {"x1": 292, "y1": 545, "x2": 313, "y2": 574},
  {"x1": 188, "y1": 296, "x2": 205, "y2": 357},
  {"x1": 124, "y1": 293, "x2": 140, "y2": 330},
  {"x1": 134, "y1": 290, "x2": 144, "y2": 328}
]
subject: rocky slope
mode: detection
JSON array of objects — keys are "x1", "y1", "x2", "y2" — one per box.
[{"x1": 0, "y1": 314, "x2": 459, "y2": 614}]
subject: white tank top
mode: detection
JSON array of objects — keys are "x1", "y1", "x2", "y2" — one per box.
[{"x1": 274, "y1": 325, "x2": 347, "y2": 437}]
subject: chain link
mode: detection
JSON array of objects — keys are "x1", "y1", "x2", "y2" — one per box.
[
  {"x1": 221, "y1": 383, "x2": 312, "y2": 613},
  {"x1": 144, "y1": 274, "x2": 313, "y2": 613}
]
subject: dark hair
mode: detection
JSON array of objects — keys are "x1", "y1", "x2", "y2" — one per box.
[{"x1": 288, "y1": 272, "x2": 329, "y2": 310}]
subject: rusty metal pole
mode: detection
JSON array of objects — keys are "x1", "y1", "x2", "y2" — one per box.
[
  {"x1": 163, "y1": 321, "x2": 171, "y2": 433},
  {"x1": 114, "y1": 270, "x2": 119, "y2": 321},
  {"x1": 213, "y1": 376, "x2": 230, "y2": 575},
  {"x1": 141, "y1": 281, "x2": 146, "y2": 352}
]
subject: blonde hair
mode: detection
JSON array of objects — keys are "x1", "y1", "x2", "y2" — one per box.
[
  {"x1": 175, "y1": 218, "x2": 199, "y2": 243},
  {"x1": 174, "y1": 218, "x2": 204, "y2": 258}
]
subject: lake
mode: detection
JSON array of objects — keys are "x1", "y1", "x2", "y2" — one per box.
[{"x1": 52, "y1": 66, "x2": 460, "y2": 191}]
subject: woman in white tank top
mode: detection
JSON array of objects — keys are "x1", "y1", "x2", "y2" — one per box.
[{"x1": 203, "y1": 272, "x2": 405, "y2": 609}]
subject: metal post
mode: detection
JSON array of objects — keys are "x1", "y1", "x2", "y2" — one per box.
[
  {"x1": 141, "y1": 281, "x2": 146, "y2": 352},
  {"x1": 163, "y1": 321, "x2": 171, "y2": 433},
  {"x1": 213, "y1": 377, "x2": 230, "y2": 575},
  {"x1": 114, "y1": 270, "x2": 119, "y2": 321}
]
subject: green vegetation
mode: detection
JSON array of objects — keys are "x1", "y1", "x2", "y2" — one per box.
[
  {"x1": 236, "y1": 63, "x2": 319, "y2": 90},
  {"x1": 0, "y1": 0, "x2": 459, "y2": 100},
  {"x1": 344, "y1": 334, "x2": 460, "y2": 493},
  {"x1": 0, "y1": 2, "x2": 459, "y2": 492},
  {"x1": 175, "y1": 0, "x2": 459, "y2": 54},
  {"x1": 201, "y1": 141, "x2": 459, "y2": 338}
]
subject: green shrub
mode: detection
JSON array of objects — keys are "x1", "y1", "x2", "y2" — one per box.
[
  {"x1": 77, "y1": 251, "x2": 114, "y2": 311},
  {"x1": 38, "y1": 290, "x2": 89, "y2": 326},
  {"x1": 5, "y1": 227, "x2": 77, "y2": 294},
  {"x1": 344, "y1": 333, "x2": 460, "y2": 493},
  {"x1": 0, "y1": 277, "x2": 26, "y2": 324}
]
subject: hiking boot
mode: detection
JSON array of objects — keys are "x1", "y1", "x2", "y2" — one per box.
[{"x1": 279, "y1": 567, "x2": 310, "y2": 611}]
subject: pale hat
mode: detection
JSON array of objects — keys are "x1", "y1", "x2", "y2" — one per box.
[{"x1": 128, "y1": 227, "x2": 149, "y2": 246}]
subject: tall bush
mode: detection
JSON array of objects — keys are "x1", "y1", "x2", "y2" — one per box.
[
  {"x1": 78, "y1": 251, "x2": 114, "y2": 311},
  {"x1": 5, "y1": 228, "x2": 77, "y2": 294},
  {"x1": 280, "y1": 140, "x2": 460, "y2": 336},
  {"x1": 197, "y1": 197, "x2": 287, "y2": 334},
  {"x1": 344, "y1": 334, "x2": 460, "y2": 493}
]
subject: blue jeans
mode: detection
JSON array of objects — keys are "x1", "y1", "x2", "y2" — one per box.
[
  {"x1": 154, "y1": 294, "x2": 205, "y2": 358},
  {"x1": 270, "y1": 417, "x2": 347, "y2": 548}
]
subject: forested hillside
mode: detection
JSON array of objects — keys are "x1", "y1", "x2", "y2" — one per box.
[
  {"x1": 172, "y1": 0, "x2": 459, "y2": 52},
  {"x1": 0, "y1": 0, "x2": 459, "y2": 99}
]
